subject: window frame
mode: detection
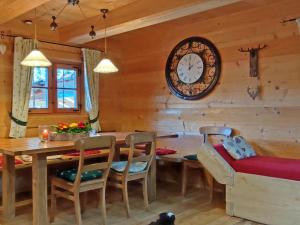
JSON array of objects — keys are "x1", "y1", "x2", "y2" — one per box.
[
  {"x1": 53, "y1": 64, "x2": 81, "y2": 113},
  {"x1": 29, "y1": 63, "x2": 82, "y2": 114},
  {"x1": 29, "y1": 67, "x2": 53, "y2": 114}
]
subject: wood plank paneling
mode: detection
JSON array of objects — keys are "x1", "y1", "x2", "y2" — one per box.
[{"x1": 92, "y1": 0, "x2": 300, "y2": 158}]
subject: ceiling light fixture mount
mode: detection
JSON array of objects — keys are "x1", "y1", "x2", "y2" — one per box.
[
  {"x1": 50, "y1": 0, "x2": 94, "y2": 39},
  {"x1": 89, "y1": 25, "x2": 96, "y2": 39},
  {"x1": 68, "y1": 0, "x2": 80, "y2": 6},
  {"x1": 23, "y1": 19, "x2": 33, "y2": 25},
  {"x1": 93, "y1": 9, "x2": 118, "y2": 74},
  {"x1": 100, "y1": 8, "x2": 109, "y2": 19},
  {"x1": 50, "y1": 16, "x2": 58, "y2": 31}
]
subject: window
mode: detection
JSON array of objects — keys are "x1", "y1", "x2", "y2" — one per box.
[
  {"x1": 54, "y1": 65, "x2": 80, "y2": 112},
  {"x1": 29, "y1": 64, "x2": 81, "y2": 113},
  {"x1": 29, "y1": 67, "x2": 50, "y2": 110}
]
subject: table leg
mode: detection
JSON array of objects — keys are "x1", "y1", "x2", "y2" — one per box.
[
  {"x1": 32, "y1": 154, "x2": 49, "y2": 225},
  {"x1": 2, "y1": 155, "x2": 16, "y2": 220},
  {"x1": 181, "y1": 161, "x2": 188, "y2": 196},
  {"x1": 113, "y1": 145, "x2": 121, "y2": 161},
  {"x1": 148, "y1": 157, "x2": 156, "y2": 201}
]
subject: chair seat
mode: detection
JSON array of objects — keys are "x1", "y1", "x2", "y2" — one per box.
[
  {"x1": 183, "y1": 154, "x2": 198, "y2": 161},
  {"x1": 56, "y1": 168, "x2": 103, "y2": 182},
  {"x1": 111, "y1": 161, "x2": 147, "y2": 173}
]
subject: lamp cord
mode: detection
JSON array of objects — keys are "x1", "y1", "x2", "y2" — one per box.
[
  {"x1": 34, "y1": 8, "x2": 37, "y2": 48},
  {"x1": 104, "y1": 27, "x2": 107, "y2": 54},
  {"x1": 103, "y1": 12, "x2": 107, "y2": 54},
  {"x1": 56, "y1": 3, "x2": 68, "y2": 19},
  {"x1": 78, "y1": 4, "x2": 87, "y2": 19}
]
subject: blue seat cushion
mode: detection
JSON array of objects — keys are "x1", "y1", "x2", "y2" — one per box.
[
  {"x1": 184, "y1": 154, "x2": 198, "y2": 161},
  {"x1": 111, "y1": 161, "x2": 147, "y2": 173},
  {"x1": 56, "y1": 168, "x2": 103, "y2": 182}
]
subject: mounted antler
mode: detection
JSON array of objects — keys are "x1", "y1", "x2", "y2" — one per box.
[
  {"x1": 257, "y1": 44, "x2": 267, "y2": 50},
  {"x1": 281, "y1": 17, "x2": 298, "y2": 24},
  {"x1": 238, "y1": 47, "x2": 251, "y2": 52},
  {"x1": 238, "y1": 44, "x2": 267, "y2": 53},
  {"x1": 238, "y1": 44, "x2": 267, "y2": 100},
  {"x1": 238, "y1": 44, "x2": 267, "y2": 77}
]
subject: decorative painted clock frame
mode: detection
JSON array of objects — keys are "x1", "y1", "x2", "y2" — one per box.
[{"x1": 165, "y1": 36, "x2": 221, "y2": 100}]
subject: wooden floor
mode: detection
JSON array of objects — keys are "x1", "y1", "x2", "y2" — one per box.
[{"x1": 0, "y1": 182, "x2": 262, "y2": 225}]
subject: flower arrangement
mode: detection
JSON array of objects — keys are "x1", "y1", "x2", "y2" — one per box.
[
  {"x1": 54, "y1": 121, "x2": 92, "y2": 134},
  {"x1": 50, "y1": 121, "x2": 92, "y2": 141}
]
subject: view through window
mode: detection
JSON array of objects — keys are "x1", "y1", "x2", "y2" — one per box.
[
  {"x1": 29, "y1": 67, "x2": 49, "y2": 109},
  {"x1": 29, "y1": 64, "x2": 80, "y2": 113},
  {"x1": 56, "y1": 67, "x2": 78, "y2": 109}
]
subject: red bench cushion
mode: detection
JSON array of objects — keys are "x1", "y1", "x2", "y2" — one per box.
[
  {"x1": 63, "y1": 150, "x2": 100, "y2": 157},
  {"x1": 0, "y1": 156, "x2": 23, "y2": 169},
  {"x1": 214, "y1": 144, "x2": 235, "y2": 164},
  {"x1": 214, "y1": 144, "x2": 300, "y2": 181},
  {"x1": 156, "y1": 148, "x2": 177, "y2": 156}
]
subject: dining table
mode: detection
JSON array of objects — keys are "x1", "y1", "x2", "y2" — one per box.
[{"x1": 0, "y1": 131, "x2": 161, "y2": 225}]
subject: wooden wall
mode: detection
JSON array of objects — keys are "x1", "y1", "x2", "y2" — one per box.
[
  {"x1": 95, "y1": 0, "x2": 300, "y2": 158},
  {"x1": 0, "y1": 39, "x2": 88, "y2": 138}
]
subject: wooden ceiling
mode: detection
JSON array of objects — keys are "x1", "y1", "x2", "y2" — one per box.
[
  {"x1": 0, "y1": 0, "x2": 243, "y2": 45},
  {"x1": 11, "y1": 0, "x2": 138, "y2": 27}
]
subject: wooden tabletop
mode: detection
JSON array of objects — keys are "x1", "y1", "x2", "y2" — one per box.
[
  {"x1": 0, "y1": 132, "x2": 135, "y2": 156},
  {"x1": 0, "y1": 132, "x2": 182, "y2": 156},
  {"x1": 156, "y1": 134, "x2": 203, "y2": 162}
]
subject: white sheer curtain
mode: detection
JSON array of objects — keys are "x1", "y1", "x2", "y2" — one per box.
[
  {"x1": 82, "y1": 48, "x2": 101, "y2": 131},
  {"x1": 9, "y1": 37, "x2": 34, "y2": 138}
]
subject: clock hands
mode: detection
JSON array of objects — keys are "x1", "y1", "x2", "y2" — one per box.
[{"x1": 188, "y1": 54, "x2": 192, "y2": 70}]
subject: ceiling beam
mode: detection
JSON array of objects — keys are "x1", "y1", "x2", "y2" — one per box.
[
  {"x1": 0, "y1": 0, "x2": 52, "y2": 25},
  {"x1": 59, "y1": 0, "x2": 241, "y2": 44}
]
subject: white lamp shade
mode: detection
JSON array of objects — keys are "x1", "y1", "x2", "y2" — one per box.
[
  {"x1": 93, "y1": 58, "x2": 118, "y2": 73},
  {"x1": 21, "y1": 49, "x2": 52, "y2": 67}
]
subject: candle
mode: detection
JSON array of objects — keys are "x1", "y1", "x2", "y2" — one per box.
[
  {"x1": 38, "y1": 125, "x2": 50, "y2": 142},
  {"x1": 42, "y1": 129, "x2": 49, "y2": 141}
]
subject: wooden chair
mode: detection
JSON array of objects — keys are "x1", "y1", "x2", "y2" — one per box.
[
  {"x1": 200, "y1": 126, "x2": 232, "y2": 144},
  {"x1": 199, "y1": 126, "x2": 232, "y2": 200},
  {"x1": 109, "y1": 132, "x2": 156, "y2": 217},
  {"x1": 50, "y1": 136, "x2": 116, "y2": 225}
]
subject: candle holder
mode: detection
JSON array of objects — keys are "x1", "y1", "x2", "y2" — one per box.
[{"x1": 38, "y1": 125, "x2": 50, "y2": 142}]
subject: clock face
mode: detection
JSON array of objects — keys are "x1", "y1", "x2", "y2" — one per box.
[
  {"x1": 165, "y1": 37, "x2": 221, "y2": 100},
  {"x1": 177, "y1": 53, "x2": 204, "y2": 84}
]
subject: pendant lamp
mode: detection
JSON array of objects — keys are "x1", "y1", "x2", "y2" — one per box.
[
  {"x1": 93, "y1": 9, "x2": 118, "y2": 73},
  {"x1": 21, "y1": 9, "x2": 52, "y2": 67}
]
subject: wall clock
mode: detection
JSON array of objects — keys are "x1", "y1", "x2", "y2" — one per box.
[{"x1": 165, "y1": 36, "x2": 221, "y2": 100}]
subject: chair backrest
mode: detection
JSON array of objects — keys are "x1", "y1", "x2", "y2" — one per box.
[
  {"x1": 199, "y1": 126, "x2": 232, "y2": 144},
  {"x1": 124, "y1": 132, "x2": 156, "y2": 175},
  {"x1": 74, "y1": 135, "x2": 116, "y2": 186}
]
